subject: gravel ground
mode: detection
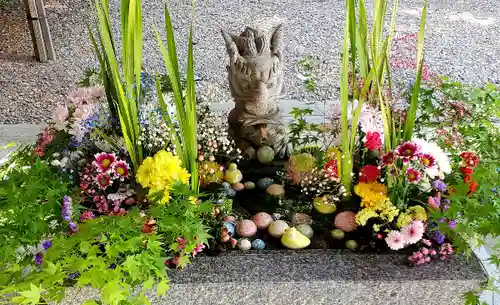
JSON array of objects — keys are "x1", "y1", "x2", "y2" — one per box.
[{"x1": 1, "y1": 0, "x2": 500, "y2": 124}]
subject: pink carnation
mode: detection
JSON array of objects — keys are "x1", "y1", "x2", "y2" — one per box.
[
  {"x1": 401, "y1": 221, "x2": 425, "y2": 245},
  {"x1": 385, "y1": 231, "x2": 406, "y2": 250}
]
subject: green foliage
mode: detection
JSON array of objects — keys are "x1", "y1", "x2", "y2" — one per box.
[
  {"x1": 89, "y1": 0, "x2": 143, "y2": 172},
  {"x1": 297, "y1": 56, "x2": 318, "y2": 92},
  {"x1": 288, "y1": 107, "x2": 340, "y2": 152},
  {"x1": 1, "y1": 188, "x2": 212, "y2": 305},
  {"x1": 0, "y1": 158, "x2": 71, "y2": 263},
  {"x1": 154, "y1": 4, "x2": 199, "y2": 191}
]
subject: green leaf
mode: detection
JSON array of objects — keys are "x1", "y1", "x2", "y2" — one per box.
[
  {"x1": 142, "y1": 278, "x2": 155, "y2": 291},
  {"x1": 82, "y1": 300, "x2": 100, "y2": 305},
  {"x1": 19, "y1": 284, "x2": 42, "y2": 305},
  {"x1": 156, "y1": 279, "x2": 169, "y2": 296}
]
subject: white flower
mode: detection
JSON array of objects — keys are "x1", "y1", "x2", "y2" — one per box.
[
  {"x1": 358, "y1": 104, "x2": 385, "y2": 134},
  {"x1": 414, "y1": 138, "x2": 451, "y2": 178},
  {"x1": 385, "y1": 231, "x2": 406, "y2": 250}
]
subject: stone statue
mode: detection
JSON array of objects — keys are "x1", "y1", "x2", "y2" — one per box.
[{"x1": 221, "y1": 25, "x2": 291, "y2": 159}]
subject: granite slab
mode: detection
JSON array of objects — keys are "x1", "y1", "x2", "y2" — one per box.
[{"x1": 63, "y1": 249, "x2": 487, "y2": 305}]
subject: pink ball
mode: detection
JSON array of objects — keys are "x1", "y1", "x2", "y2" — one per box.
[
  {"x1": 236, "y1": 220, "x2": 257, "y2": 237},
  {"x1": 334, "y1": 211, "x2": 358, "y2": 232},
  {"x1": 252, "y1": 212, "x2": 273, "y2": 230}
]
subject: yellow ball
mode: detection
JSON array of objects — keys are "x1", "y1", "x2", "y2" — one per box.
[{"x1": 313, "y1": 196, "x2": 337, "y2": 214}]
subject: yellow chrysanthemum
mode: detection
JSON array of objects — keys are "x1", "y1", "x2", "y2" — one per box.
[
  {"x1": 396, "y1": 212, "x2": 412, "y2": 228},
  {"x1": 354, "y1": 182, "x2": 388, "y2": 208},
  {"x1": 189, "y1": 196, "x2": 199, "y2": 205},
  {"x1": 137, "y1": 150, "x2": 190, "y2": 204},
  {"x1": 408, "y1": 205, "x2": 428, "y2": 222},
  {"x1": 373, "y1": 224, "x2": 381, "y2": 232},
  {"x1": 373, "y1": 199, "x2": 399, "y2": 223},
  {"x1": 355, "y1": 208, "x2": 378, "y2": 226}
]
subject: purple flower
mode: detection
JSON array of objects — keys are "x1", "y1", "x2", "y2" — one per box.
[
  {"x1": 109, "y1": 263, "x2": 117, "y2": 269},
  {"x1": 41, "y1": 240, "x2": 52, "y2": 251},
  {"x1": 61, "y1": 196, "x2": 72, "y2": 221},
  {"x1": 34, "y1": 253, "x2": 43, "y2": 265},
  {"x1": 432, "y1": 180, "x2": 447, "y2": 192},
  {"x1": 432, "y1": 230, "x2": 445, "y2": 244},
  {"x1": 448, "y1": 220, "x2": 457, "y2": 230},
  {"x1": 68, "y1": 222, "x2": 78, "y2": 233},
  {"x1": 443, "y1": 199, "x2": 451, "y2": 210}
]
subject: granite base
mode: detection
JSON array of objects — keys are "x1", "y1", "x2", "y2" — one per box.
[{"x1": 63, "y1": 249, "x2": 487, "y2": 305}]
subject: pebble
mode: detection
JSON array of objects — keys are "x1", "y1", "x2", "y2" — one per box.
[
  {"x1": 295, "y1": 224, "x2": 314, "y2": 238},
  {"x1": 268, "y1": 220, "x2": 289, "y2": 238},
  {"x1": 236, "y1": 219, "x2": 257, "y2": 237},
  {"x1": 257, "y1": 177, "x2": 274, "y2": 190},
  {"x1": 257, "y1": 146, "x2": 275, "y2": 164},
  {"x1": 244, "y1": 181, "x2": 256, "y2": 190},
  {"x1": 252, "y1": 212, "x2": 274, "y2": 230},
  {"x1": 266, "y1": 184, "x2": 285, "y2": 197},
  {"x1": 290, "y1": 212, "x2": 313, "y2": 225},
  {"x1": 237, "y1": 238, "x2": 252, "y2": 251},
  {"x1": 251, "y1": 239, "x2": 265, "y2": 250},
  {"x1": 345, "y1": 240, "x2": 358, "y2": 251},
  {"x1": 330, "y1": 229, "x2": 345, "y2": 240},
  {"x1": 232, "y1": 182, "x2": 245, "y2": 191}
]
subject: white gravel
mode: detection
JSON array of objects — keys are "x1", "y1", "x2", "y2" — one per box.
[{"x1": 1, "y1": 0, "x2": 499, "y2": 124}]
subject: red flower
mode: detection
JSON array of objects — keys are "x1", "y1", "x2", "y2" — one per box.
[
  {"x1": 381, "y1": 152, "x2": 395, "y2": 167},
  {"x1": 364, "y1": 132, "x2": 382, "y2": 151},
  {"x1": 397, "y1": 142, "x2": 420, "y2": 161},
  {"x1": 460, "y1": 167, "x2": 475, "y2": 176},
  {"x1": 359, "y1": 165, "x2": 380, "y2": 182},
  {"x1": 93, "y1": 152, "x2": 116, "y2": 173},
  {"x1": 419, "y1": 154, "x2": 436, "y2": 168},
  {"x1": 141, "y1": 219, "x2": 156, "y2": 234},
  {"x1": 405, "y1": 168, "x2": 421, "y2": 183},
  {"x1": 96, "y1": 173, "x2": 112, "y2": 190},
  {"x1": 468, "y1": 180, "x2": 479, "y2": 195},
  {"x1": 113, "y1": 160, "x2": 129, "y2": 179},
  {"x1": 324, "y1": 159, "x2": 339, "y2": 180},
  {"x1": 460, "y1": 152, "x2": 479, "y2": 168}
]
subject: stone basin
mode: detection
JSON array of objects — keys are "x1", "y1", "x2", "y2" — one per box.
[{"x1": 66, "y1": 249, "x2": 487, "y2": 305}]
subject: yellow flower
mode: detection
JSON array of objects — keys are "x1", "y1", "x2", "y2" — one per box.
[
  {"x1": 189, "y1": 196, "x2": 198, "y2": 205},
  {"x1": 373, "y1": 224, "x2": 381, "y2": 232},
  {"x1": 374, "y1": 199, "x2": 399, "y2": 223},
  {"x1": 408, "y1": 205, "x2": 427, "y2": 222},
  {"x1": 354, "y1": 182, "x2": 388, "y2": 208},
  {"x1": 355, "y1": 208, "x2": 378, "y2": 226},
  {"x1": 137, "y1": 150, "x2": 190, "y2": 204},
  {"x1": 136, "y1": 157, "x2": 155, "y2": 188},
  {"x1": 396, "y1": 212, "x2": 412, "y2": 228},
  {"x1": 326, "y1": 147, "x2": 342, "y2": 162}
]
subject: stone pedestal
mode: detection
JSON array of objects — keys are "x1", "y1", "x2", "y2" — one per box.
[{"x1": 66, "y1": 249, "x2": 487, "y2": 305}]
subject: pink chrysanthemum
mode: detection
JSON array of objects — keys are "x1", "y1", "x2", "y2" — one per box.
[
  {"x1": 419, "y1": 153, "x2": 436, "y2": 168},
  {"x1": 96, "y1": 173, "x2": 112, "y2": 190},
  {"x1": 113, "y1": 160, "x2": 129, "y2": 179},
  {"x1": 401, "y1": 221, "x2": 425, "y2": 244},
  {"x1": 94, "y1": 152, "x2": 116, "y2": 173},
  {"x1": 397, "y1": 142, "x2": 420, "y2": 162},
  {"x1": 405, "y1": 168, "x2": 421, "y2": 183},
  {"x1": 381, "y1": 151, "x2": 395, "y2": 167},
  {"x1": 385, "y1": 231, "x2": 406, "y2": 250}
]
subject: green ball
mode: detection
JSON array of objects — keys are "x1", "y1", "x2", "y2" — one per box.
[
  {"x1": 345, "y1": 240, "x2": 358, "y2": 251},
  {"x1": 257, "y1": 146, "x2": 275, "y2": 164},
  {"x1": 296, "y1": 224, "x2": 314, "y2": 239},
  {"x1": 330, "y1": 229, "x2": 345, "y2": 240}
]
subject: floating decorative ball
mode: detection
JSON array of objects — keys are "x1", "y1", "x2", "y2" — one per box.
[
  {"x1": 268, "y1": 220, "x2": 289, "y2": 238},
  {"x1": 257, "y1": 146, "x2": 275, "y2": 164},
  {"x1": 281, "y1": 227, "x2": 311, "y2": 249},
  {"x1": 295, "y1": 224, "x2": 314, "y2": 239},
  {"x1": 334, "y1": 211, "x2": 358, "y2": 232},
  {"x1": 345, "y1": 240, "x2": 358, "y2": 251},
  {"x1": 313, "y1": 195, "x2": 337, "y2": 214},
  {"x1": 252, "y1": 212, "x2": 274, "y2": 230},
  {"x1": 257, "y1": 177, "x2": 274, "y2": 190},
  {"x1": 237, "y1": 238, "x2": 252, "y2": 251},
  {"x1": 236, "y1": 220, "x2": 257, "y2": 237},
  {"x1": 251, "y1": 239, "x2": 265, "y2": 250},
  {"x1": 330, "y1": 229, "x2": 345, "y2": 240},
  {"x1": 232, "y1": 182, "x2": 245, "y2": 191},
  {"x1": 290, "y1": 213, "x2": 313, "y2": 225},
  {"x1": 224, "y1": 188, "x2": 236, "y2": 197},
  {"x1": 221, "y1": 182, "x2": 232, "y2": 190},
  {"x1": 222, "y1": 221, "x2": 235, "y2": 236},
  {"x1": 244, "y1": 181, "x2": 256, "y2": 190},
  {"x1": 266, "y1": 184, "x2": 285, "y2": 197},
  {"x1": 223, "y1": 216, "x2": 236, "y2": 223},
  {"x1": 224, "y1": 163, "x2": 242, "y2": 184},
  {"x1": 221, "y1": 234, "x2": 231, "y2": 242}
]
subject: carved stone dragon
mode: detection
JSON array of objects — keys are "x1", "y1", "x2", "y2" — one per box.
[{"x1": 221, "y1": 25, "x2": 291, "y2": 159}]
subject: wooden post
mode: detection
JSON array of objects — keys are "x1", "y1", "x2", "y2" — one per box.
[{"x1": 22, "y1": 0, "x2": 55, "y2": 62}]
